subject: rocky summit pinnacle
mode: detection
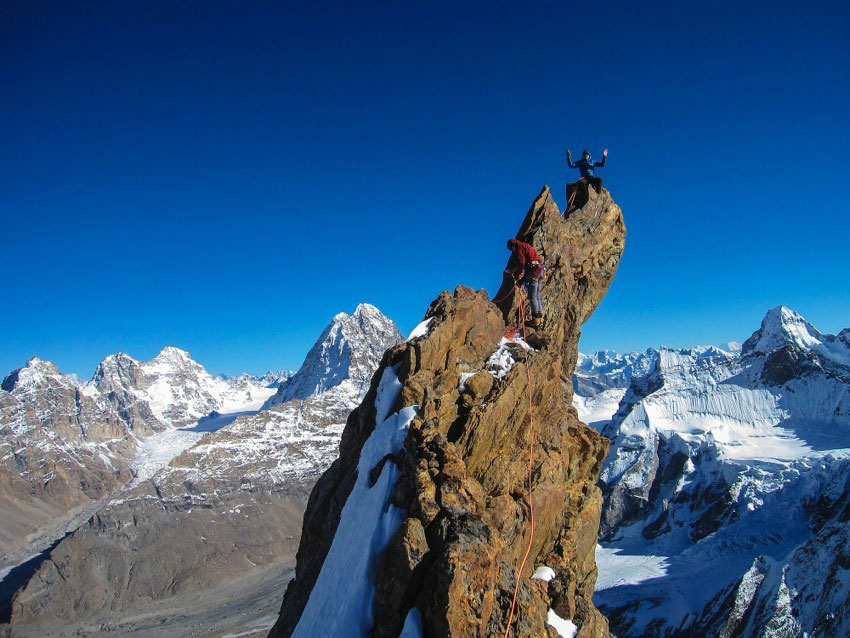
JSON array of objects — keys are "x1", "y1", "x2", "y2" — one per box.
[{"x1": 268, "y1": 184, "x2": 625, "y2": 637}]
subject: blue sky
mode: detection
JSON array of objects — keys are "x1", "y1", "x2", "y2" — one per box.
[{"x1": 2, "y1": 1, "x2": 848, "y2": 377}]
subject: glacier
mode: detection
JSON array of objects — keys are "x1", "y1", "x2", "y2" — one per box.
[{"x1": 574, "y1": 306, "x2": 850, "y2": 638}]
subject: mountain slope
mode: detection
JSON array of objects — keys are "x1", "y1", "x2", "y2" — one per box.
[
  {"x1": 572, "y1": 350, "x2": 655, "y2": 430},
  {"x1": 0, "y1": 358, "x2": 137, "y2": 559},
  {"x1": 270, "y1": 183, "x2": 626, "y2": 637},
  {"x1": 5, "y1": 306, "x2": 403, "y2": 637},
  {"x1": 588, "y1": 307, "x2": 850, "y2": 638},
  {"x1": 0, "y1": 346, "x2": 285, "y2": 628}
]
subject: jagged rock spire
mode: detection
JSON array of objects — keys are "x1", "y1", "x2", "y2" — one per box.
[{"x1": 269, "y1": 184, "x2": 625, "y2": 637}]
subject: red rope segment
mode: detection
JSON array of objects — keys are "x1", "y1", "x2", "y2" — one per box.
[{"x1": 502, "y1": 296, "x2": 537, "y2": 638}]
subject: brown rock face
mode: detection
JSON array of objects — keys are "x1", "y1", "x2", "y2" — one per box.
[
  {"x1": 0, "y1": 360, "x2": 137, "y2": 560},
  {"x1": 269, "y1": 184, "x2": 625, "y2": 637}
]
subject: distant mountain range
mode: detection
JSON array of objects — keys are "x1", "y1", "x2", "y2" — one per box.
[
  {"x1": 574, "y1": 307, "x2": 850, "y2": 638},
  {"x1": 0, "y1": 345, "x2": 288, "y2": 562},
  {"x1": 4, "y1": 300, "x2": 848, "y2": 638},
  {"x1": 2, "y1": 303, "x2": 403, "y2": 637}
]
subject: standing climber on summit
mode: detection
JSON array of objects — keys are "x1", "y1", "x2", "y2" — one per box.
[
  {"x1": 506, "y1": 238, "x2": 544, "y2": 327},
  {"x1": 567, "y1": 148, "x2": 608, "y2": 193}
]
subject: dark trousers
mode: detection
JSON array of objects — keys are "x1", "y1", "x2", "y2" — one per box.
[
  {"x1": 566, "y1": 177, "x2": 603, "y2": 214},
  {"x1": 584, "y1": 176, "x2": 603, "y2": 192}
]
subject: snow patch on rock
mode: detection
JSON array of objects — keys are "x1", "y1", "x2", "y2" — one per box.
[
  {"x1": 292, "y1": 366, "x2": 417, "y2": 637},
  {"x1": 547, "y1": 608, "x2": 578, "y2": 638}
]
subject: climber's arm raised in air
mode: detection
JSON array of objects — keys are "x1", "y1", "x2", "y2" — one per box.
[{"x1": 595, "y1": 149, "x2": 608, "y2": 167}]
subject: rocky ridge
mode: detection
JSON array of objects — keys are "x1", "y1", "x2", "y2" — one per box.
[
  {"x1": 270, "y1": 183, "x2": 625, "y2": 637},
  {"x1": 4, "y1": 306, "x2": 403, "y2": 637},
  {"x1": 0, "y1": 359, "x2": 136, "y2": 559}
]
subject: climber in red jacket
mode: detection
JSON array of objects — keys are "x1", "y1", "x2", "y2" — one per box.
[{"x1": 506, "y1": 238, "x2": 544, "y2": 327}]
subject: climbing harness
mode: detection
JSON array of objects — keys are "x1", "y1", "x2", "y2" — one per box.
[{"x1": 502, "y1": 291, "x2": 538, "y2": 638}]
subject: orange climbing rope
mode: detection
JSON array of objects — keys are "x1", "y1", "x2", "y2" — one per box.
[
  {"x1": 491, "y1": 279, "x2": 518, "y2": 305},
  {"x1": 566, "y1": 183, "x2": 577, "y2": 213},
  {"x1": 502, "y1": 294, "x2": 537, "y2": 638}
]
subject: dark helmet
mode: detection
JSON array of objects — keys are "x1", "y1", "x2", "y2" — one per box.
[
  {"x1": 507, "y1": 238, "x2": 517, "y2": 250},
  {"x1": 582, "y1": 149, "x2": 591, "y2": 157}
]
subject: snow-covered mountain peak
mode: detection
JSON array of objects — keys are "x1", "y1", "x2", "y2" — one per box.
[
  {"x1": 152, "y1": 346, "x2": 193, "y2": 363},
  {"x1": 351, "y1": 302, "x2": 382, "y2": 320},
  {"x1": 577, "y1": 349, "x2": 656, "y2": 376},
  {"x1": 93, "y1": 351, "x2": 139, "y2": 376},
  {"x1": 720, "y1": 340, "x2": 743, "y2": 353},
  {"x1": 147, "y1": 347, "x2": 206, "y2": 377},
  {"x1": 742, "y1": 305, "x2": 806, "y2": 352},
  {"x1": 24, "y1": 356, "x2": 56, "y2": 371},
  {"x1": 91, "y1": 352, "x2": 145, "y2": 395},
  {"x1": 217, "y1": 370, "x2": 293, "y2": 388},
  {"x1": 660, "y1": 344, "x2": 733, "y2": 363},
  {"x1": 98, "y1": 352, "x2": 135, "y2": 365},
  {"x1": 1, "y1": 357, "x2": 66, "y2": 393},
  {"x1": 742, "y1": 306, "x2": 850, "y2": 367},
  {"x1": 265, "y1": 304, "x2": 403, "y2": 407},
  {"x1": 578, "y1": 349, "x2": 625, "y2": 369},
  {"x1": 91, "y1": 347, "x2": 280, "y2": 428}
]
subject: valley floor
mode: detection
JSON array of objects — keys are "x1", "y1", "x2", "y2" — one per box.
[
  {"x1": 6, "y1": 562, "x2": 292, "y2": 638},
  {"x1": 1, "y1": 407, "x2": 266, "y2": 629}
]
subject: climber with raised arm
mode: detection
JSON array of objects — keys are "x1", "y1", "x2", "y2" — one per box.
[
  {"x1": 567, "y1": 148, "x2": 607, "y2": 192},
  {"x1": 506, "y1": 238, "x2": 544, "y2": 327},
  {"x1": 565, "y1": 148, "x2": 608, "y2": 214}
]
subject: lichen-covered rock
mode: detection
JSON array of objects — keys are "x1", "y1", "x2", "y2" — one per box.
[{"x1": 269, "y1": 184, "x2": 625, "y2": 637}]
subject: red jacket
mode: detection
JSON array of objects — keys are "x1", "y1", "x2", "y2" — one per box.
[{"x1": 507, "y1": 238, "x2": 543, "y2": 279}]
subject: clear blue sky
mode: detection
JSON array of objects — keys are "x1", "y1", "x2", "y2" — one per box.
[{"x1": 2, "y1": 1, "x2": 848, "y2": 377}]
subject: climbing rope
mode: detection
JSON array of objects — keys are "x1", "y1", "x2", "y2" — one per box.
[
  {"x1": 491, "y1": 279, "x2": 518, "y2": 305},
  {"x1": 566, "y1": 184, "x2": 577, "y2": 213},
  {"x1": 502, "y1": 294, "x2": 538, "y2": 638}
]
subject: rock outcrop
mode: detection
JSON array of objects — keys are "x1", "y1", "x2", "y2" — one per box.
[{"x1": 269, "y1": 184, "x2": 625, "y2": 637}]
